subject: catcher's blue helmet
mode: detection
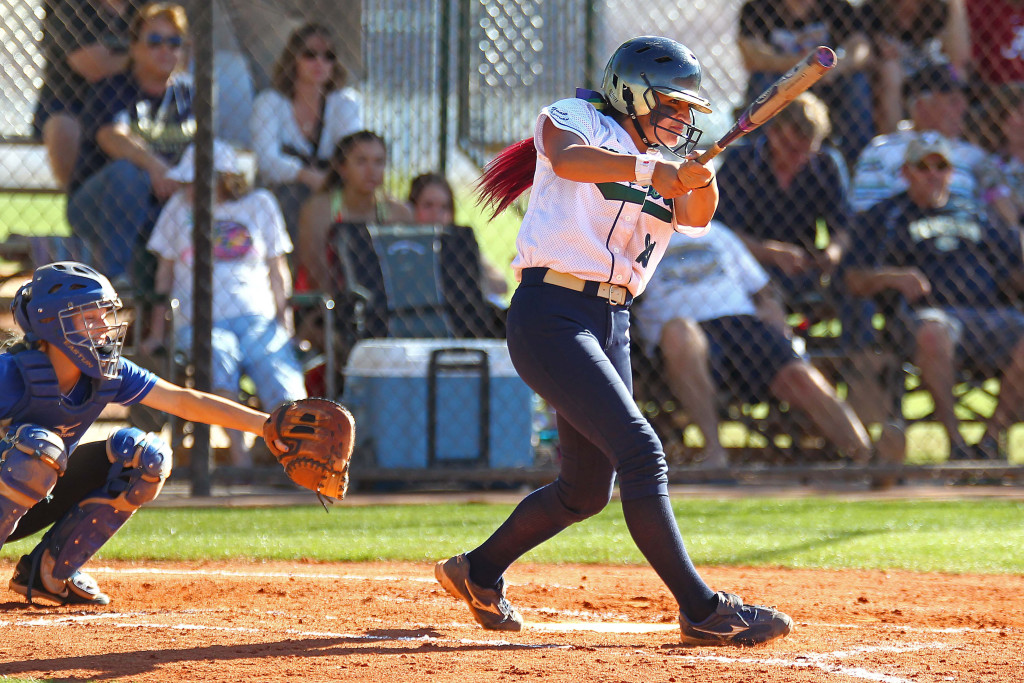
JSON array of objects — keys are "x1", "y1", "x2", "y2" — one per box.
[{"x1": 12, "y1": 261, "x2": 127, "y2": 379}]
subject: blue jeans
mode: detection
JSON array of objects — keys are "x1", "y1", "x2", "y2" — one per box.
[
  {"x1": 176, "y1": 314, "x2": 306, "y2": 411},
  {"x1": 66, "y1": 160, "x2": 161, "y2": 283}
]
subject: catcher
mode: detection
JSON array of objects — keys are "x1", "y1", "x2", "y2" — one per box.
[{"x1": 0, "y1": 261, "x2": 352, "y2": 606}]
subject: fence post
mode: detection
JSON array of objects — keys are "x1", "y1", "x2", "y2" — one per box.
[{"x1": 190, "y1": 0, "x2": 215, "y2": 497}]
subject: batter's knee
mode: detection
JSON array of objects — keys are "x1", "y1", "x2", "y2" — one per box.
[{"x1": 553, "y1": 481, "x2": 613, "y2": 524}]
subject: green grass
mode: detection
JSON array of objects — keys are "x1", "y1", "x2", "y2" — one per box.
[
  {"x1": 0, "y1": 194, "x2": 69, "y2": 239},
  {"x1": 3, "y1": 497, "x2": 1023, "y2": 575},
  {"x1": 454, "y1": 186, "x2": 523, "y2": 304}
]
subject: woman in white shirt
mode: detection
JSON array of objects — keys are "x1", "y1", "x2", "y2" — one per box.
[
  {"x1": 433, "y1": 36, "x2": 793, "y2": 647},
  {"x1": 250, "y1": 23, "x2": 363, "y2": 239}
]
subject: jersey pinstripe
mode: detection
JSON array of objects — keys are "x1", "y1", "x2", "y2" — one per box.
[{"x1": 511, "y1": 97, "x2": 709, "y2": 297}]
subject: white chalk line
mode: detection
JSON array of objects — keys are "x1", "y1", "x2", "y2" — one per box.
[
  {"x1": 1, "y1": 612, "x2": 563, "y2": 649},
  {"x1": 665, "y1": 646, "x2": 946, "y2": 683}
]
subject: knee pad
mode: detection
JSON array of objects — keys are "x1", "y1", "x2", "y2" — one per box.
[
  {"x1": 0, "y1": 425, "x2": 67, "y2": 544},
  {"x1": 45, "y1": 428, "x2": 171, "y2": 580}
]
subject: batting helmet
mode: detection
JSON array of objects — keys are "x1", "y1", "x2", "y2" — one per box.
[
  {"x1": 602, "y1": 36, "x2": 712, "y2": 155},
  {"x1": 12, "y1": 262, "x2": 127, "y2": 379}
]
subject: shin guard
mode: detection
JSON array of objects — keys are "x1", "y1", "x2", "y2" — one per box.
[{"x1": 45, "y1": 428, "x2": 171, "y2": 580}]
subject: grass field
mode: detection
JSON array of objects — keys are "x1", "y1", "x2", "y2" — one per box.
[
  {"x1": 1, "y1": 496, "x2": 1022, "y2": 575},
  {"x1": 0, "y1": 194, "x2": 68, "y2": 240}
]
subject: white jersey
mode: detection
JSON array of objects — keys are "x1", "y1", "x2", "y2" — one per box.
[
  {"x1": 850, "y1": 129, "x2": 998, "y2": 212},
  {"x1": 147, "y1": 188, "x2": 293, "y2": 327},
  {"x1": 512, "y1": 97, "x2": 708, "y2": 297},
  {"x1": 634, "y1": 223, "x2": 769, "y2": 355}
]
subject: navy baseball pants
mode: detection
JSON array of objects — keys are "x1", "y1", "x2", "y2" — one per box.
[{"x1": 466, "y1": 268, "x2": 717, "y2": 620}]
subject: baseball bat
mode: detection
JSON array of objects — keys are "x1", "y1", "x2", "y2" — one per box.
[{"x1": 696, "y1": 46, "x2": 837, "y2": 165}]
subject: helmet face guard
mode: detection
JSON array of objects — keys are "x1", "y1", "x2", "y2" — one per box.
[
  {"x1": 57, "y1": 299, "x2": 127, "y2": 379},
  {"x1": 641, "y1": 75, "x2": 704, "y2": 156}
]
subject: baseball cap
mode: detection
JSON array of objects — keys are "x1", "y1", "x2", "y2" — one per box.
[
  {"x1": 904, "y1": 132, "x2": 953, "y2": 165},
  {"x1": 905, "y1": 62, "x2": 965, "y2": 100},
  {"x1": 166, "y1": 140, "x2": 241, "y2": 183}
]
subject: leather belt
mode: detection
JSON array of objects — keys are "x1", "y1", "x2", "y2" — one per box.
[{"x1": 542, "y1": 270, "x2": 629, "y2": 306}]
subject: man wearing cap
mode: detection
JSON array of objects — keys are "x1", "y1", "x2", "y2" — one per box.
[
  {"x1": 850, "y1": 61, "x2": 1012, "y2": 225},
  {"x1": 845, "y1": 134, "x2": 1024, "y2": 460}
]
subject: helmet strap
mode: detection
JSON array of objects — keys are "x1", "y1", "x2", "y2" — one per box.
[{"x1": 622, "y1": 87, "x2": 655, "y2": 151}]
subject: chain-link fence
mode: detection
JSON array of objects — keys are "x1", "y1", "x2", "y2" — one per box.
[{"x1": 1, "y1": 0, "x2": 1022, "y2": 490}]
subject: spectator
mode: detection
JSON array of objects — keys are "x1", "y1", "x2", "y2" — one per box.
[
  {"x1": 737, "y1": 0, "x2": 875, "y2": 165},
  {"x1": 64, "y1": 1, "x2": 194, "y2": 287},
  {"x1": 408, "y1": 172, "x2": 509, "y2": 304},
  {"x1": 861, "y1": 0, "x2": 970, "y2": 134},
  {"x1": 33, "y1": 0, "x2": 142, "y2": 189},
  {"x1": 634, "y1": 223, "x2": 872, "y2": 467},
  {"x1": 250, "y1": 22, "x2": 363, "y2": 240},
  {"x1": 850, "y1": 62, "x2": 1011, "y2": 224},
  {"x1": 845, "y1": 134, "x2": 1024, "y2": 460},
  {"x1": 142, "y1": 141, "x2": 307, "y2": 466},
  {"x1": 966, "y1": 0, "x2": 1024, "y2": 88},
  {"x1": 715, "y1": 93, "x2": 853, "y2": 316},
  {"x1": 974, "y1": 83, "x2": 1024, "y2": 225},
  {"x1": 295, "y1": 130, "x2": 412, "y2": 295}
]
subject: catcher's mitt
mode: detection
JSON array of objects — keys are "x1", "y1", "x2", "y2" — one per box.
[{"x1": 263, "y1": 398, "x2": 355, "y2": 501}]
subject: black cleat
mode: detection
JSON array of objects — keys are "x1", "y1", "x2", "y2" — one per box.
[
  {"x1": 679, "y1": 591, "x2": 792, "y2": 646},
  {"x1": 9, "y1": 550, "x2": 110, "y2": 606}
]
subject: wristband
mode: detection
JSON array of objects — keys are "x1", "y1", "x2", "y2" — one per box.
[{"x1": 634, "y1": 154, "x2": 656, "y2": 187}]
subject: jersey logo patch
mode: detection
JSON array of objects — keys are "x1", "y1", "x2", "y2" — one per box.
[
  {"x1": 595, "y1": 183, "x2": 673, "y2": 222},
  {"x1": 636, "y1": 233, "x2": 656, "y2": 268}
]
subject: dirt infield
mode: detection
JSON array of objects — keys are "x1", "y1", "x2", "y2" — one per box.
[{"x1": 0, "y1": 559, "x2": 1020, "y2": 682}]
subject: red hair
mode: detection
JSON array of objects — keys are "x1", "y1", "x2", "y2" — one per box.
[{"x1": 476, "y1": 138, "x2": 537, "y2": 219}]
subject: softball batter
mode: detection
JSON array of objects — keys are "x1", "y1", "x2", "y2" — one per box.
[{"x1": 435, "y1": 35, "x2": 792, "y2": 646}]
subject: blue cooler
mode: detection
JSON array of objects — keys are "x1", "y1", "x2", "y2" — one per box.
[{"x1": 343, "y1": 339, "x2": 535, "y2": 469}]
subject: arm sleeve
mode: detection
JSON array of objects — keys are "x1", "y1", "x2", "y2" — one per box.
[
  {"x1": 114, "y1": 359, "x2": 158, "y2": 406},
  {"x1": 250, "y1": 90, "x2": 304, "y2": 184},
  {"x1": 534, "y1": 98, "x2": 600, "y2": 157}
]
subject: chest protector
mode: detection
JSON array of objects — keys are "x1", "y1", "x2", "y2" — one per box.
[{"x1": 6, "y1": 348, "x2": 121, "y2": 452}]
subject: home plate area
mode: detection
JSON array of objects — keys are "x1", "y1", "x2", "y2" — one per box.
[{"x1": 0, "y1": 561, "x2": 1019, "y2": 682}]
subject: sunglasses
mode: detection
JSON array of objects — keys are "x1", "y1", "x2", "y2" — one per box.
[
  {"x1": 145, "y1": 33, "x2": 184, "y2": 49},
  {"x1": 912, "y1": 159, "x2": 952, "y2": 172},
  {"x1": 300, "y1": 48, "x2": 336, "y2": 62}
]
